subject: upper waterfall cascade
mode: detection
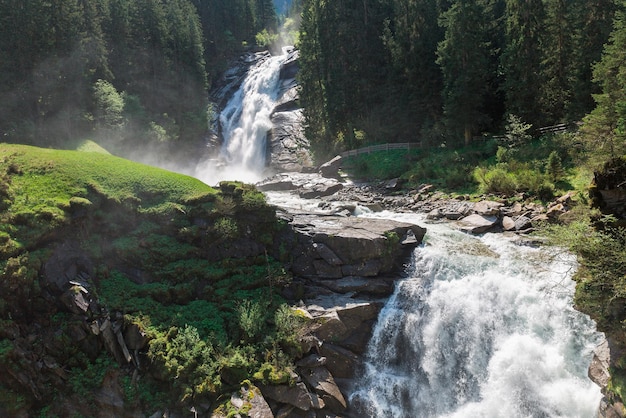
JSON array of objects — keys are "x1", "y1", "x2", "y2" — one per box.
[
  {"x1": 347, "y1": 211, "x2": 603, "y2": 418},
  {"x1": 194, "y1": 49, "x2": 290, "y2": 185}
]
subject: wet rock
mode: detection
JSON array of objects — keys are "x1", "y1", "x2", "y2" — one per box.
[
  {"x1": 269, "y1": 110, "x2": 312, "y2": 173},
  {"x1": 457, "y1": 214, "x2": 499, "y2": 234},
  {"x1": 441, "y1": 201, "x2": 474, "y2": 220},
  {"x1": 259, "y1": 382, "x2": 313, "y2": 411},
  {"x1": 299, "y1": 181, "x2": 344, "y2": 199},
  {"x1": 300, "y1": 366, "x2": 347, "y2": 414},
  {"x1": 318, "y1": 343, "x2": 360, "y2": 379},
  {"x1": 296, "y1": 354, "x2": 327, "y2": 369},
  {"x1": 289, "y1": 214, "x2": 426, "y2": 279},
  {"x1": 319, "y1": 156, "x2": 343, "y2": 179},
  {"x1": 318, "y1": 276, "x2": 393, "y2": 296},
  {"x1": 312, "y1": 260, "x2": 343, "y2": 279},
  {"x1": 311, "y1": 312, "x2": 348, "y2": 342},
  {"x1": 256, "y1": 175, "x2": 297, "y2": 191},
  {"x1": 589, "y1": 339, "x2": 611, "y2": 388},
  {"x1": 427, "y1": 208, "x2": 444, "y2": 220},
  {"x1": 313, "y1": 243, "x2": 343, "y2": 266},
  {"x1": 473, "y1": 200, "x2": 504, "y2": 216}
]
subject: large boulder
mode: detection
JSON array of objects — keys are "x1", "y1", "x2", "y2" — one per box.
[
  {"x1": 591, "y1": 157, "x2": 626, "y2": 219},
  {"x1": 457, "y1": 214, "x2": 499, "y2": 234},
  {"x1": 259, "y1": 382, "x2": 313, "y2": 411},
  {"x1": 319, "y1": 156, "x2": 343, "y2": 179},
  {"x1": 473, "y1": 200, "x2": 504, "y2": 216},
  {"x1": 299, "y1": 180, "x2": 344, "y2": 199},
  {"x1": 288, "y1": 214, "x2": 426, "y2": 279},
  {"x1": 300, "y1": 366, "x2": 347, "y2": 414}
]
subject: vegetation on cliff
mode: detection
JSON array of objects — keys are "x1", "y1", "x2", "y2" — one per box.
[{"x1": 0, "y1": 143, "x2": 301, "y2": 416}]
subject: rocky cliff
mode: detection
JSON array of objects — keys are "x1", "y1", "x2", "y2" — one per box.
[{"x1": 0, "y1": 144, "x2": 426, "y2": 417}]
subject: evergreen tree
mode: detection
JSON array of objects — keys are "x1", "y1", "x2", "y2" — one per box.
[
  {"x1": 581, "y1": 3, "x2": 626, "y2": 160},
  {"x1": 567, "y1": 0, "x2": 616, "y2": 121},
  {"x1": 255, "y1": 0, "x2": 278, "y2": 33},
  {"x1": 437, "y1": 0, "x2": 497, "y2": 144},
  {"x1": 500, "y1": 0, "x2": 546, "y2": 128},
  {"x1": 381, "y1": 0, "x2": 444, "y2": 137},
  {"x1": 540, "y1": 0, "x2": 572, "y2": 124}
]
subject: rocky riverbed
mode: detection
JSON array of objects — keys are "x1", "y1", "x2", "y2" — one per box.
[
  {"x1": 253, "y1": 167, "x2": 617, "y2": 418},
  {"x1": 258, "y1": 170, "x2": 579, "y2": 236}
]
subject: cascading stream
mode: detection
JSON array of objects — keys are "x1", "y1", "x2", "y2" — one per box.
[
  {"x1": 194, "y1": 50, "x2": 289, "y2": 185},
  {"x1": 350, "y1": 212, "x2": 603, "y2": 418},
  {"x1": 191, "y1": 50, "x2": 603, "y2": 417}
]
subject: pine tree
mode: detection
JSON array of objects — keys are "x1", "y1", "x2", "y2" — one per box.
[
  {"x1": 580, "y1": 4, "x2": 626, "y2": 160},
  {"x1": 437, "y1": 0, "x2": 497, "y2": 144},
  {"x1": 500, "y1": 0, "x2": 546, "y2": 127},
  {"x1": 381, "y1": 0, "x2": 444, "y2": 136},
  {"x1": 567, "y1": 0, "x2": 616, "y2": 121}
]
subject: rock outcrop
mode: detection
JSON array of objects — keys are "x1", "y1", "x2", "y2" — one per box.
[
  {"x1": 590, "y1": 338, "x2": 626, "y2": 418},
  {"x1": 241, "y1": 205, "x2": 427, "y2": 417},
  {"x1": 590, "y1": 157, "x2": 626, "y2": 221},
  {"x1": 285, "y1": 214, "x2": 425, "y2": 279},
  {"x1": 267, "y1": 48, "x2": 313, "y2": 173}
]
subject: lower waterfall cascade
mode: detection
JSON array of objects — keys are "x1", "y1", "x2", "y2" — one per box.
[{"x1": 348, "y1": 211, "x2": 603, "y2": 418}]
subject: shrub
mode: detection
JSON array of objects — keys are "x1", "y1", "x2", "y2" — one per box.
[
  {"x1": 546, "y1": 150, "x2": 564, "y2": 183},
  {"x1": 236, "y1": 300, "x2": 265, "y2": 342},
  {"x1": 474, "y1": 166, "x2": 517, "y2": 195},
  {"x1": 214, "y1": 217, "x2": 239, "y2": 240}
]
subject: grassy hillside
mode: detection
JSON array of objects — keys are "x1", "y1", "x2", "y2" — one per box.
[{"x1": 0, "y1": 143, "x2": 298, "y2": 416}]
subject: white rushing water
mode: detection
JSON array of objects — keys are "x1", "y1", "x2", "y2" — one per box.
[
  {"x1": 192, "y1": 49, "x2": 604, "y2": 416},
  {"x1": 349, "y1": 211, "x2": 603, "y2": 418},
  {"x1": 194, "y1": 50, "x2": 289, "y2": 185}
]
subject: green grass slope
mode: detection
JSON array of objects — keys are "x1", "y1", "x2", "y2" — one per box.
[{"x1": 0, "y1": 143, "x2": 299, "y2": 417}]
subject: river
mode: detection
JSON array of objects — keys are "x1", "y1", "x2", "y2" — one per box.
[
  {"x1": 194, "y1": 48, "x2": 604, "y2": 417},
  {"x1": 349, "y1": 211, "x2": 602, "y2": 418}
]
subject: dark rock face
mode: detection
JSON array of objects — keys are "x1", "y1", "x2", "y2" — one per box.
[
  {"x1": 267, "y1": 49, "x2": 313, "y2": 173},
  {"x1": 284, "y1": 214, "x2": 426, "y2": 279},
  {"x1": 590, "y1": 338, "x2": 626, "y2": 418},
  {"x1": 591, "y1": 157, "x2": 626, "y2": 220}
]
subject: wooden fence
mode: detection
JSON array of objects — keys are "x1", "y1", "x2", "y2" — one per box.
[
  {"x1": 340, "y1": 142, "x2": 422, "y2": 158},
  {"x1": 340, "y1": 123, "x2": 571, "y2": 158}
]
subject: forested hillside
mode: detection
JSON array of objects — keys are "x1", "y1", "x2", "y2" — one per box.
[
  {"x1": 297, "y1": 0, "x2": 624, "y2": 160},
  {"x1": 0, "y1": 0, "x2": 285, "y2": 158}
]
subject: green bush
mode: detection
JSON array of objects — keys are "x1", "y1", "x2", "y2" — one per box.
[
  {"x1": 546, "y1": 150, "x2": 564, "y2": 183},
  {"x1": 237, "y1": 300, "x2": 265, "y2": 342},
  {"x1": 214, "y1": 217, "x2": 239, "y2": 240},
  {"x1": 474, "y1": 166, "x2": 517, "y2": 195}
]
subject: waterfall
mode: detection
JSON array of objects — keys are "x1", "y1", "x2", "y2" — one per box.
[
  {"x1": 194, "y1": 50, "x2": 289, "y2": 185},
  {"x1": 349, "y1": 213, "x2": 602, "y2": 418}
]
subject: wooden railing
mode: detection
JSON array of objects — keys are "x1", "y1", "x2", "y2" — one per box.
[
  {"x1": 340, "y1": 142, "x2": 422, "y2": 158},
  {"x1": 340, "y1": 123, "x2": 571, "y2": 158},
  {"x1": 537, "y1": 123, "x2": 570, "y2": 135}
]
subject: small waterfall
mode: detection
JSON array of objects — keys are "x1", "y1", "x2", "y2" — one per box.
[
  {"x1": 350, "y1": 214, "x2": 602, "y2": 418},
  {"x1": 194, "y1": 50, "x2": 289, "y2": 185}
]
